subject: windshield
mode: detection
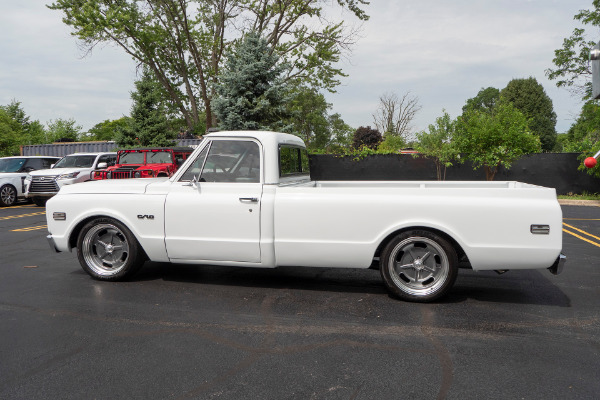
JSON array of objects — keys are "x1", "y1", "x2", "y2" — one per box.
[
  {"x1": 0, "y1": 158, "x2": 26, "y2": 173},
  {"x1": 147, "y1": 151, "x2": 173, "y2": 164},
  {"x1": 54, "y1": 155, "x2": 96, "y2": 168},
  {"x1": 118, "y1": 152, "x2": 145, "y2": 165}
]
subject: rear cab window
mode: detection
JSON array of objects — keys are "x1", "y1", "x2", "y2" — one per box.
[{"x1": 279, "y1": 145, "x2": 310, "y2": 178}]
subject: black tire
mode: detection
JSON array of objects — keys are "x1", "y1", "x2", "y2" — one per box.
[
  {"x1": 0, "y1": 184, "x2": 17, "y2": 207},
  {"x1": 76, "y1": 217, "x2": 145, "y2": 281},
  {"x1": 32, "y1": 197, "x2": 47, "y2": 207},
  {"x1": 380, "y1": 230, "x2": 458, "y2": 302}
]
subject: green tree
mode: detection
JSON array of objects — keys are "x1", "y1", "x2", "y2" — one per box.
[
  {"x1": 462, "y1": 87, "x2": 500, "y2": 114},
  {"x1": 212, "y1": 33, "x2": 290, "y2": 132},
  {"x1": 546, "y1": 1, "x2": 600, "y2": 99},
  {"x1": 0, "y1": 109, "x2": 21, "y2": 156},
  {"x1": 563, "y1": 100, "x2": 600, "y2": 177},
  {"x1": 415, "y1": 111, "x2": 458, "y2": 180},
  {"x1": 0, "y1": 100, "x2": 47, "y2": 145},
  {"x1": 46, "y1": 118, "x2": 82, "y2": 143},
  {"x1": 454, "y1": 101, "x2": 541, "y2": 180},
  {"x1": 500, "y1": 77, "x2": 557, "y2": 152},
  {"x1": 327, "y1": 113, "x2": 354, "y2": 150},
  {"x1": 285, "y1": 86, "x2": 331, "y2": 149},
  {"x1": 48, "y1": 0, "x2": 369, "y2": 130},
  {"x1": 85, "y1": 117, "x2": 131, "y2": 141},
  {"x1": 116, "y1": 68, "x2": 176, "y2": 147}
]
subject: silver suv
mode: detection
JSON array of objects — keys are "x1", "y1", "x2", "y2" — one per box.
[{"x1": 25, "y1": 152, "x2": 117, "y2": 206}]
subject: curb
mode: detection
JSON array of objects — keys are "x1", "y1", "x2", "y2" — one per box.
[{"x1": 558, "y1": 199, "x2": 600, "y2": 207}]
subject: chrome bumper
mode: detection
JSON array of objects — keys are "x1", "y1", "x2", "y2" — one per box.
[
  {"x1": 47, "y1": 234, "x2": 61, "y2": 253},
  {"x1": 548, "y1": 253, "x2": 566, "y2": 275}
]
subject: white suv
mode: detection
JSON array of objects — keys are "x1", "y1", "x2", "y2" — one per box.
[
  {"x1": 25, "y1": 152, "x2": 117, "y2": 206},
  {"x1": 0, "y1": 156, "x2": 60, "y2": 207}
]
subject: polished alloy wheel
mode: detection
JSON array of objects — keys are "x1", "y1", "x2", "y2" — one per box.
[
  {"x1": 388, "y1": 236, "x2": 450, "y2": 297},
  {"x1": 81, "y1": 223, "x2": 130, "y2": 276},
  {"x1": 0, "y1": 185, "x2": 17, "y2": 206}
]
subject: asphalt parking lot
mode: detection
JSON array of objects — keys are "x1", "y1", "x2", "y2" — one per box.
[{"x1": 0, "y1": 203, "x2": 599, "y2": 399}]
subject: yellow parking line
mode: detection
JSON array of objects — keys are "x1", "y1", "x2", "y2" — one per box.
[
  {"x1": 0, "y1": 204, "x2": 39, "y2": 210},
  {"x1": 563, "y1": 218, "x2": 600, "y2": 221},
  {"x1": 563, "y1": 222, "x2": 600, "y2": 242},
  {"x1": 12, "y1": 225, "x2": 47, "y2": 232},
  {"x1": 0, "y1": 211, "x2": 46, "y2": 221},
  {"x1": 563, "y1": 228, "x2": 600, "y2": 248}
]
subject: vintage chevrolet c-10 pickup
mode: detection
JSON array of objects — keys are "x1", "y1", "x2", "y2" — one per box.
[{"x1": 46, "y1": 131, "x2": 565, "y2": 302}]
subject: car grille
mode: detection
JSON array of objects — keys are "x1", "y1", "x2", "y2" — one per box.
[
  {"x1": 29, "y1": 176, "x2": 59, "y2": 193},
  {"x1": 108, "y1": 170, "x2": 135, "y2": 179}
]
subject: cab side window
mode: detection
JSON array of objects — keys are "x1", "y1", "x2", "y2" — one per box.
[{"x1": 200, "y1": 140, "x2": 260, "y2": 183}]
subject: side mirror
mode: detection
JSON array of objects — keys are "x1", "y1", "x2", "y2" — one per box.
[{"x1": 96, "y1": 162, "x2": 107, "y2": 169}]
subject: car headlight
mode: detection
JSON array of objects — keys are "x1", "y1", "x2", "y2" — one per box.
[
  {"x1": 134, "y1": 171, "x2": 141, "y2": 178},
  {"x1": 58, "y1": 171, "x2": 80, "y2": 180}
]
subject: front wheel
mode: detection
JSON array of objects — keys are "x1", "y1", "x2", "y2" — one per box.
[
  {"x1": 380, "y1": 230, "x2": 458, "y2": 302},
  {"x1": 76, "y1": 217, "x2": 145, "y2": 281}
]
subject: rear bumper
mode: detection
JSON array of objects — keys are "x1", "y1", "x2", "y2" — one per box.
[{"x1": 548, "y1": 253, "x2": 566, "y2": 275}]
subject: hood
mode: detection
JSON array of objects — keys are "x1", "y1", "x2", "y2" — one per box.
[
  {"x1": 57, "y1": 178, "x2": 167, "y2": 195},
  {"x1": 29, "y1": 167, "x2": 88, "y2": 177},
  {"x1": 0, "y1": 172, "x2": 27, "y2": 179}
]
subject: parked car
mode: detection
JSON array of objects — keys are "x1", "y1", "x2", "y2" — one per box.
[
  {"x1": 0, "y1": 156, "x2": 60, "y2": 207},
  {"x1": 25, "y1": 152, "x2": 117, "y2": 206},
  {"x1": 46, "y1": 131, "x2": 565, "y2": 302},
  {"x1": 92, "y1": 147, "x2": 193, "y2": 180}
]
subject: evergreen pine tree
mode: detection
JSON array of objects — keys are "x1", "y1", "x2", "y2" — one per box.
[
  {"x1": 116, "y1": 68, "x2": 175, "y2": 147},
  {"x1": 212, "y1": 33, "x2": 290, "y2": 131}
]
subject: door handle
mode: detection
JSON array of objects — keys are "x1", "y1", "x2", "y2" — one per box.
[{"x1": 239, "y1": 197, "x2": 258, "y2": 203}]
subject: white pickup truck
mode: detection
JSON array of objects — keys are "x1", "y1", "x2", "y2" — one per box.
[{"x1": 46, "y1": 131, "x2": 565, "y2": 302}]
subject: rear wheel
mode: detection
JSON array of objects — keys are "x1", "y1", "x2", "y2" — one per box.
[
  {"x1": 76, "y1": 217, "x2": 145, "y2": 281},
  {"x1": 380, "y1": 230, "x2": 458, "y2": 302},
  {"x1": 0, "y1": 184, "x2": 17, "y2": 207}
]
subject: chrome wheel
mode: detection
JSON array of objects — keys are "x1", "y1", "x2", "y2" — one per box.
[
  {"x1": 380, "y1": 230, "x2": 458, "y2": 302},
  {"x1": 0, "y1": 185, "x2": 17, "y2": 206},
  {"x1": 388, "y1": 237, "x2": 449, "y2": 297},
  {"x1": 81, "y1": 223, "x2": 130, "y2": 276}
]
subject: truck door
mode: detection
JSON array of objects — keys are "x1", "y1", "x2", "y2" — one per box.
[{"x1": 164, "y1": 139, "x2": 263, "y2": 263}]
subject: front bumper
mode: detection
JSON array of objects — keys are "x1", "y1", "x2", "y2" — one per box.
[
  {"x1": 47, "y1": 234, "x2": 61, "y2": 253},
  {"x1": 548, "y1": 253, "x2": 566, "y2": 275}
]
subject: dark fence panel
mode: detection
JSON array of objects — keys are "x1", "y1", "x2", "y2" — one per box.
[{"x1": 310, "y1": 153, "x2": 600, "y2": 195}]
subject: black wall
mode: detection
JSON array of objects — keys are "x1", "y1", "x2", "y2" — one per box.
[{"x1": 310, "y1": 153, "x2": 600, "y2": 195}]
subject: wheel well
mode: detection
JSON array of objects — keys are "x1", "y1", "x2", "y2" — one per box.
[
  {"x1": 68, "y1": 215, "x2": 148, "y2": 262},
  {"x1": 374, "y1": 227, "x2": 468, "y2": 265}
]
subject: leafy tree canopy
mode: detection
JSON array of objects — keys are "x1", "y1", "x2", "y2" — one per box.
[
  {"x1": 353, "y1": 126, "x2": 381, "y2": 150},
  {"x1": 546, "y1": 0, "x2": 600, "y2": 99},
  {"x1": 0, "y1": 100, "x2": 47, "y2": 146},
  {"x1": 85, "y1": 117, "x2": 131, "y2": 142},
  {"x1": 415, "y1": 110, "x2": 458, "y2": 180},
  {"x1": 116, "y1": 68, "x2": 176, "y2": 147},
  {"x1": 0, "y1": 109, "x2": 21, "y2": 156},
  {"x1": 500, "y1": 77, "x2": 557, "y2": 152},
  {"x1": 563, "y1": 100, "x2": 600, "y2": 177},
  {"x1": 46, "y1": 118, "x2": 82, "y2": 143},
  {"x1": 48, "y1": 0, "x2": 369, "y2": 129},
  {"x1": 462, "y1": 87, "x2": 500, "y2": 114},
  {"x1": 454, "y1": 100, "x2": 541, "y2": 180}
]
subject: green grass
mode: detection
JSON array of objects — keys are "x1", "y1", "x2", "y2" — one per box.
[{"x1": 558, "y1": 192, "x2": 600, "y2": 201}]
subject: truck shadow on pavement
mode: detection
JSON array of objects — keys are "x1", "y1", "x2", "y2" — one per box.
[{"x1": 125, "y1": 262, "x2": 571, "y2": 307}]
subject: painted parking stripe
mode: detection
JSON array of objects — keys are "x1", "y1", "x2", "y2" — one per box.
[
  {"x1": 563, "y1": 228, "x2": 600, "y2": 248},
  {"x1": 0, "y1": 204, "x2": 41, "y2": 210},
  {"x1": 0, "y1": 211, "x2": 46, "y2": 221},
  {"x1": 563, "y1": 222, "x2": 600, "y2": 242},
  {"x1": 563, "y1": 218, "x2": 600, "y2": 221},
  {"x1": 12, "y1": 225, "x2": 47, "y2": 232}
]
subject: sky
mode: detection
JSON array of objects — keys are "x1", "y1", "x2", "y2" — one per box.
[{"x1": 0, "y1": 0, "x2": 594, "y2": 135}]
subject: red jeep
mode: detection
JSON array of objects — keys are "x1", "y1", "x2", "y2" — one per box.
[{"x1": 92, "y1": 147, "x2": 193, "y2": 180}]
